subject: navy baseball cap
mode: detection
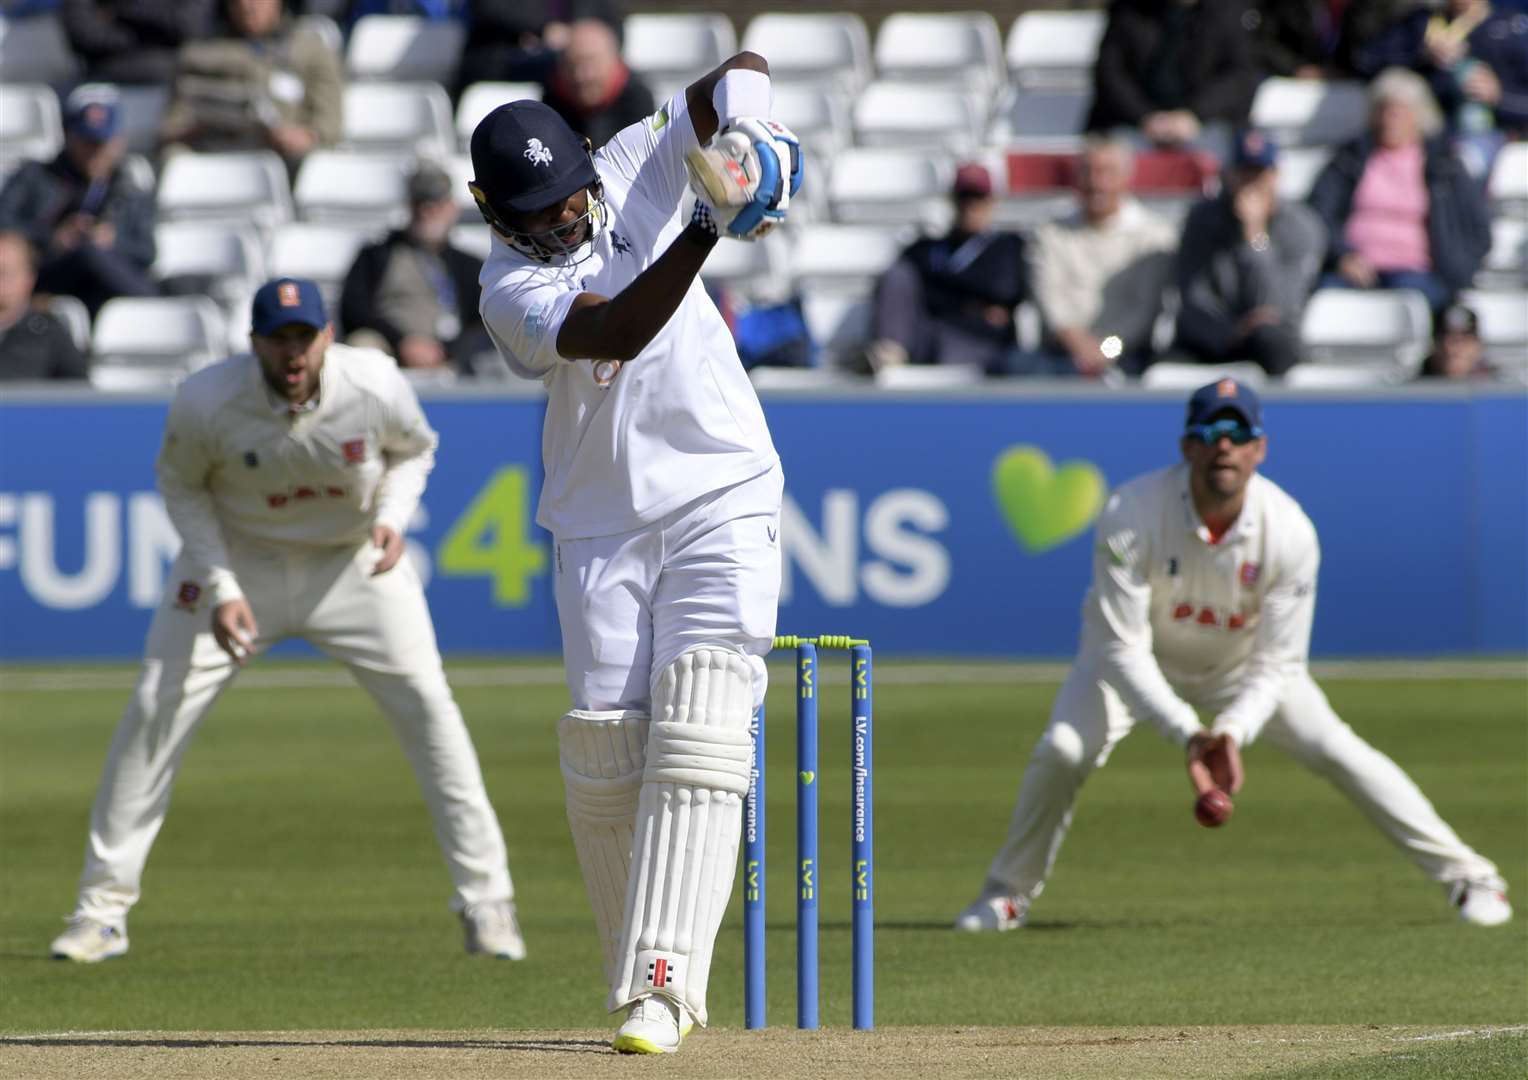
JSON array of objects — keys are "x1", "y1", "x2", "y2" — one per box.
[
  {"x1": 64, "y1": 86, "x2": 121, "y2": 142},
  {"x1": 469, "y1": 100, "x2": 596, "y2": 215},
  {"x1": 251, "y1": 277, "x2": 327, "y2": 335},
  {"x1": 1185, "y1": 377, "x2": 1264, "y2": 431},
  {"x1": 1230, "y1": 128, "x2": 1279, "y2": 170}
]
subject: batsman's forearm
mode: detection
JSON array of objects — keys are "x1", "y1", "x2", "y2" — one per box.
[{"x1": 559, "y1": 225, "x2": 718, "y2": 361}]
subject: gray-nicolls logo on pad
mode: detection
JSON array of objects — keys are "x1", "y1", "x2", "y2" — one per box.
[{"x1": 523, "y1": 138, "x2": 553, "y2": 166}]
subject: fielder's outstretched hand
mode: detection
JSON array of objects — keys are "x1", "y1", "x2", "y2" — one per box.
[
  {"x1": 684, "y1": 118, "x2": 803, "y2": 241},
  {"x1": 1186, "y1": 731, "x2": 1244, "y2": 795}
]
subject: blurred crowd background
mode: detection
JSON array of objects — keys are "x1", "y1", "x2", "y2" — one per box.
[{"x1": 0, "y1": 0, "x2": 1524, "y2": 392}]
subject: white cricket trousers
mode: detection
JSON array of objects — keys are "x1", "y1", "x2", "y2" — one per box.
[
  {"x1": 985, "y1": 661, "x2": 1502, "y2": 900},
  {"x1": 72, "y1": 541, "x2": 514, "y2": 924}
]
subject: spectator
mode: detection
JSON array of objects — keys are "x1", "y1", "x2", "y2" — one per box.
[
  {"x1": 0, "y1": 231, "x2": 90, "y2": 381},
  {"x1": 61, "y1": 0, "x2": 215, "y2": 86},
  {"x1": 159, "y1": 0, "x2": 343, "y2": 171},
  {"x1": 0, "y1": 86, "x2": 158, "y2": 317},
  {"x1": 1251, "y1": 0, "x2": 1425, "y2": 79},
  {"x1": 1087, "y1": 0, "x2": 1262, "y2": 158},
  {"x1": 1021, "y1": 137, "x2": 1177, "y2": 377},
  {"x1": 537, "y1": 18, "x2": 654, "y2": 149},
  {"x1": 866, "y1": 163, "x2": 1027, "y2": 374},
  {"x1": 1353, "y1": 0, "x2": 1528, "y2": 177},
  {"x1": 458, "y1": 0, "x2": 624, "y2": 91},
  {"x1": 339, "y1": 159, "x2": 487, "y2": 371},
  {"x1": 1308, "y1": 68, "x2": 1491, "y2": 312},
  {"x1": 1418, "y1": 301, "x2": 1495, "y2": 378},
  {"x1": 1173, "y1": 130, "x2": 1326, "y2": 376}
]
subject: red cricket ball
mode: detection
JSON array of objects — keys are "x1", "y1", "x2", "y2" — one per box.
[{"x1": 1195, "y1": 789, "x2": 1234, "y2": 828}]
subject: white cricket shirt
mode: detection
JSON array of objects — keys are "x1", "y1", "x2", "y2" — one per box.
[
  {"x1": 478, "y1": 91, "x2": 779, "y2": 539},
  {"x1": 1080, "y1": 464, "x2": 1320, "y2": 747},
  {"x1": 156, "y1": 344, "x2": 438, "y2": 606}
]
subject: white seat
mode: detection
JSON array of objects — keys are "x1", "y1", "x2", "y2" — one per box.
[
  {"x1": 1488, "y1": 142, "x2": 1528, "y2": 208},
  {"x1": 44, "y1": 294, "x2": 91, "y2": 352},
  {"x1": 455, "y1": 81, "x2": 542, "y2": 149},
  {"x1": 1250, "y1": 79, "x2": 1368, "y2": 147},
  {"x1": 1276, "y1": 145, "x2": 1332, "y2": 202},
  {"x1": 791, "y1": 224, "x2": 907, "y2": 295},
  {"x1": 115, "y1": 84, "x2": 170, "y2": 155},
  {"x1": 700, "y1": 231, "x2": 791, "y2": 304},
  {"x1": 1006, "y1": 11, "x2": 1105, "y2": 89},
  {"x1": 91, "y1": 296, "x2": 226, "y2": 381},
  {"x1": 342, "y1": 81, "x2": 454, "y2": 156},
  {"x1": 748, "y1": 366, "x2": 863, "y2": 390},
  {"x1": 1482, "y1": 218, "x2": 1528, "y2": 285},
  {"x1": 267, "y1": 222, "x2": 372, "y2": 310},
  {"x1": 153, "y1": 221, "x2": 264, "y2": 303},
  {"x1": 156, "y1": 151, "x2": 293, "y2": 233},
  {"x1": 346, "y1": 15, "x2": 464, "y2": 83},
  {"x1": 874, "y1": 12, "x2": 1003, "y2": 93},
  {"x1": 988, "y1": 86, "x2": 1091, "y2": 148},
  {"x1": 0, "y1": 14, "x2": 80, "y2": 86},
  {"x1": 624, "y1": 14, "x2": 735, "y2": 87},
  {"x1": 450, "y1": 222, "x2": 492, "y2": 260},
  {"x1": 1299, "y1": 288, "x2": 1433, "y2": 372},
  {"x1": 827, "y1": 148, "x2": 952, "y2": 228},
  {"x1": 1282, "y1": 364, "x2": 1398, "y2": 388},
  {"x1": 773, "y1": 84, "x2": 851, "y2": 158},
  {"x1": 444, "y1": 152, "x2": 479, "y2": 221},
  {"x1": 1460, "y1": 288, "x2": 1528, "y2": 371},
  {"x1": 0, "y1": 82, "x2": 62, "y2": 166},
  {"x1": 875, "y1": 363, "x2": 986, "y2": 388},
  {"x1": 293, "y1": 150, "x2": 411, "y2": 226},
  {"x1": 741, "y1": 14, "x2": 872, "y2": 94},
  {"x1": 801, "y1": 293, "x2": 872, "y2": 366},
  {"x1": 1141, "y1": 361, "x2": 1270, "y2": 390},
  {"x1": 852, "y1": 82, "x2": 983, "y2": 152}
]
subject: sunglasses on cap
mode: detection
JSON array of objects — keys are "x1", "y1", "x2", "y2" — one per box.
[{"x1": 1186, "y1": 418, "x2": 1264, "y2": 446}]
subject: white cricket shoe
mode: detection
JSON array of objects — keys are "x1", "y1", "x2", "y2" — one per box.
[
  {"x1": 461, "y1": 900, "x2": 527, "y2": 959},
  {"x1": 1450, "y1": 880, "x2": 1512, "y2": 927},
  {"x1": 50, "y1": 916, "x2": 129, "y2": 963},
  {"x1": 954, "y1": 892, "x2": 1029, "y2": 933},
  {"x1": 611, "y1": 994, "x2": 693, "y2": 1055}
]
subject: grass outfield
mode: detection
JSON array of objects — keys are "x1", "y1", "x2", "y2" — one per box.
[{"x1": 1, "y1": 662, "x2": 1524, "y2": 1074}]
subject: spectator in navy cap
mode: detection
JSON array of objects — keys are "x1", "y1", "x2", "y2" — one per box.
[
  {"x1": 1170, "y1": 129, "x2": 1326, "y2": 376},
  {"x1": 866, "y1": 161, "x2": 1030, "y2": 374},
  {"x1": 0, "y1": 85, "x2": 159, "y2": 316},
  {"x1": 1419, "y1": 301, "x2": 1496, "y2": 379}
]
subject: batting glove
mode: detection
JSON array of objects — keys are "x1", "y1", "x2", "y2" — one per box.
[{"x1": 684, "y1": 118, "x2": 805, "y2": 241}]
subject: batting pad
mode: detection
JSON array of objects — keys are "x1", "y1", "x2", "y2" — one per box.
[
  {"x1": 559, "y1": 709, "x2": 649, "y2": 984},
  {"x1": 610, "y1": 648, "x2": 755, "y2": 1025}
]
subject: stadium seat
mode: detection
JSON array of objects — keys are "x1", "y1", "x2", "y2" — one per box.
[
  {"x1": 826, "y1": 148, "x2": 952, "y2": 228},
  {"x1": 342, "y1": 81, "x2": 454, "y2": 156},
  {"x1": 0, "y1": 82, "x2": 62, "y2": 167},
  {"x1": 748, "y1": 366, "x2": 863, "y2": 390},
  {"x1": 873, "y1": 12, "x2": 1003, "y2": 93},
  {"x1": 456, "y1": 82, "x2": 542, "y2": 149},
  {"x1": 1281, "y1": 364, "x2": 1399, "y2": 388},
  {"x1": 293, "y1": 150, "x2": 411, "y2": 226},
  {"x1": 1005, "y1": 10, "x2": 1105, "y2": 89},
  {"x1": 1481, "y1": 218, "x2": 1528, "y2": 286},
  {"x1": 1250, "y1": 79, "x2": 1368, "y2": 147},
  {"x1": 741, "y1": 14, "x2": 872, "y2": 94},
  {"x1": 156, "y1": 150, "x2": 293, "y2": 234},
  {"x1": 450, "y1": 223, "x2": 492, "y2": 260},
  {"x1": 267, "y1": 222, "x2": 372, "y2": 312},
  {"x1": 1276, "y1": 145, "x2": 1332, "y2": 202},
  {"x1": 1141, "y1": 361, "x2": 1269, "y2": 390},
  {"x1": 115, "y1": 84, "x2": 170, "y2": 155},
  {"x1": 153, "y1": 221, "x2": 265, "y2": 306},
  {"x1": 773, "y1": 84, "x2": 852, "y2": 159},
  {"x1": 346, "y1": 15, "x2": 464, "y2": 84},
  {"x1": 801, "y1": 292, "x2": 872, "y2": 367},
  {"x1": 0, "y1": 14, "x2": 80, "y2": 86},
  {"x1": 852, "y1": 82, "x2": 983, "y2": 152},
  {"x1": 700, "y1": 231, "x2": 791, "y2": 304},
  {"x1": 43, "y1": 294, "x2": 90, "y2": 353},
  {"x1": 875, "y1": 363, "x2": 986, "y2": 388},
  {"x1": 624, "y1": 13, "x2": 736, "y2": 89},
  {"x1": 1460, "y1": 288, "x2": 1528, "y2": 373},
  {"x1": 988, "y1": 86, "x2": 1091, "y2": 149},
  {"x1": 1488, "y1": 141, "x2": 1528, "y2": 209},
  {"x1": 444, "y1": 152, "x2": 479, "y2": 222},
  {"x1": 1299, "y1": 288, "x2": 1432, "y2": 373},
  {"x1": 791, "y1": 223, "x2": 909, "y2": 296},
  {"x1": 90, "y1": 296, "x2": 226, "y2": 388}
]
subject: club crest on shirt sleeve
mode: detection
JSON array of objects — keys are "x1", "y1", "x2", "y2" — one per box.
[{"x1": 343, "y1": 438, "x2": 366, "y2": 464}]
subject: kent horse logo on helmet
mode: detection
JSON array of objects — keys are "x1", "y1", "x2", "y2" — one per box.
[{"x1": 523, "y1": 138, "x2": 553, "y2": 167}]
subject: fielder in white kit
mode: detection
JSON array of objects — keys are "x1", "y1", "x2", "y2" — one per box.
[
  {"x1": 469, "y1": 50, "x2": 801, "y2": 1053},
  {"x1": 50, "y1": 276, "x2": 525, "y2": 964},
  {"x1": 956, "y1": 378, "x2": 1512, "y2": 933}
]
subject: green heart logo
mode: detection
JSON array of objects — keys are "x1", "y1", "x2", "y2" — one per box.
[
  {"x1": 991, "y1": 446, "x2": 1107, "y2": 553},
  {"x1": 799, "y1": 771, "x2": 815, "y2": 785}
]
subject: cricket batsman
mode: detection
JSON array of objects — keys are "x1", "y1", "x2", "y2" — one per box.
[
  {"x1": 469, "y1": 49, "x2": 799, "y2": 1052},
  {"x1": 956, "y1": 378, "x2": 1512, "y2": 932},
  {"x1": 50, "y1": 277, "x2": 525, "y2": 964}
]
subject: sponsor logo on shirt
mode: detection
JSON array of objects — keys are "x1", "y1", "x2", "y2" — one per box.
[
  {"x1": 342, "y1": 438, "x2": 366, "y2": 464},
  {"x1": 265, "y1": 485, "x2": 350, "y2": 509},
  {"x1": 174, "y1": 581, "x2": 202, "y2": 612},
  {"x1": 1167, "y1": 557, "x2": 1179, "y2": 576},
  {"x1": 1173, "y1": 603, "x2": 1248, "y2": 631},
  {"x1": 243, "y1": 451, "x2": 259, "y2": 468},
  {"x1": 650, "y1": 107, "x2": 669, "y2": 132},
  {"x1": 1239, "y1": 561, "x2": 1260, "y2": 587},
  {"x1": 610, "y1": 231, "x2": 632, "y2": 257},
  {"x1": 525, "y1": 300, "x2": 552, "y2": 340}
]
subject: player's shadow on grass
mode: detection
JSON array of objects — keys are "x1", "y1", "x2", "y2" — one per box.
[{"x1": 2, "y1": 1036, "x2": 611, "y2": 1055}]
